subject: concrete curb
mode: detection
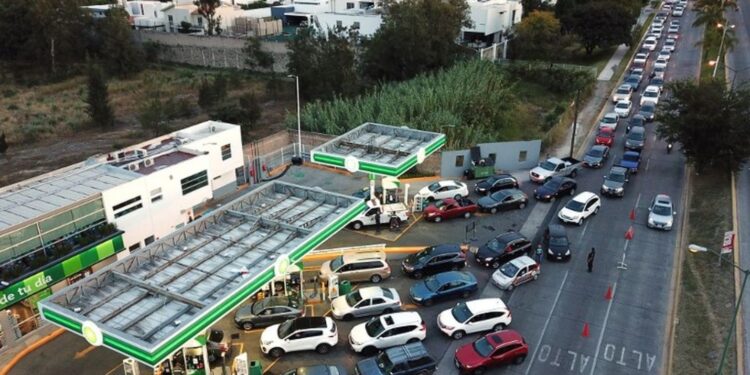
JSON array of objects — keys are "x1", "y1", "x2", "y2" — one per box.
[
  {"x1": 302, "y1": 246, "x2": 424, "y2": 261},
  {"x1": 0, "y1": 328, "x2": 65, "y2": 375},
  {"x1": 732, "y1": 171, "x2": 745, "y2": 375}
]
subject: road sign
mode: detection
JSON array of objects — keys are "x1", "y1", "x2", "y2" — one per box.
[{"x1": 721, "y1": 231, "x2": 735, "y2": 254}]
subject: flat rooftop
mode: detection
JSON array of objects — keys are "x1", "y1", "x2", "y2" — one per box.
[
  {"x1": 40, "y1": 181, "x2": 365, "y2": 366},
  {"x1": 310, "y1": 122, "x2": 445, "y2": 177}
]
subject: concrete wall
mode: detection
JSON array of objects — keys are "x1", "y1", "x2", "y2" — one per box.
[{"x1": 440, "y1": 140, "x2": 541, "y2": 177}]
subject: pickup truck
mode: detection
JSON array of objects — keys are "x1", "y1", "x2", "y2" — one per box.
[
  {"x1": 350, "y1": 201, "x2": 410, "y2": 230},
  {"x1": 423, "y1": 198, "x2": 478, "y2": 223},
  {"x1": 529, "y1": 157, "x2": 583, "y2": 183},
  {"x1": 619, "y1": 151, "x2": 641, "y2": 174}
]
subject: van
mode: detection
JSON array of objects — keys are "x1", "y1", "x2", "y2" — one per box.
[{"x1": 319, "y1": 251, "x2": 391, "y2": 283}]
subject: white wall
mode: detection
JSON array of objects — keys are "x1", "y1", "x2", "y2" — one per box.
[
  {"x1": 464, "y1": 0, "x2": 522, "y2": 36},
  {"x1": 178, "y1": 124, "x2": 244, "y2": 196},
  {"x1": 314, "y1": 12, "x2": 382, "y2": 37}
]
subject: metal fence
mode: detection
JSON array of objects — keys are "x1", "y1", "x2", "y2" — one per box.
[
  {"x1": 0, "y1": 312, "x2": 47, "y2": 354},
  {"x1": 244, "y1": 130, "x2": 335, "y2": 184}
]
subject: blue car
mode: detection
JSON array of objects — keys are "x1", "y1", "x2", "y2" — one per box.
[
  {"x1": 409, "y1": 271, "x2": 478, "y2": 306},
  {"x1": 619, "y1": 151, "x2": 641, "y2": 174}
]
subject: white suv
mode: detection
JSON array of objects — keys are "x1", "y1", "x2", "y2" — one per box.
[
  {"x1": 437, "y1": 298, "x2": 512, "y2": 339},
  {"x1": 260, "y1": 317, "x2": 338, "y2": 358},
  {"x1": 558, "y1": 191, "x2": 601, "y2": 225},
  {"x1": 348, "y1": 312, "x2": 426, "y2": 354}
]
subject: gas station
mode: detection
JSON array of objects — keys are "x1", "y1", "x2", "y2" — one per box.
[{"x1": 38, "y1": 123, "x2": 446, "y2": 375}]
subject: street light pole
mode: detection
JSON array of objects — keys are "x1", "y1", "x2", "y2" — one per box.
[
  {"x1": 288, "y1": 74, "x2": 302, "y2": 159},
  {"x1": 713, "y1": 23, "x2": 735, "y2": 78}
]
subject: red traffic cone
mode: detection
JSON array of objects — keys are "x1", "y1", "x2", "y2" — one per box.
[
  {"x1": 629, "y1": 208, "x2": 636, "y2": 221},
  {"x1": 625, "y1": 226, "x2": 634, "y2": 240},
  {"x1": 605, "y1": 285, "x2": 613, "y2": 300},
  {"x1": 582, "y1": 323, "x2": 590, "y2": 338}
]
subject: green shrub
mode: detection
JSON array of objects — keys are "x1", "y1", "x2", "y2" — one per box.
[
  {"x1": 2, "y1": 89, "x2": 16, "y2": 98},
  {"x1": 21, "y1": 115, "x2": 55, "y2": 142}
]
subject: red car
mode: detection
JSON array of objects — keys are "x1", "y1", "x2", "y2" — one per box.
[
  {"x1": 595, "y1": 128, "x2": 615, "y2": 147},
  {"x1": 454, "y1": 330, "x2": 529, "y2": 374},
  {"x1": 424, "y1": 198, "x2": 478, "y2": 223}
]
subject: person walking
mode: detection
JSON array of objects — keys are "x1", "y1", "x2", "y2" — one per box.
[
  {"x1": 587, "y1": 247, "x2": 596, "y2": 272},
  {"x1": 535, "y1": 244, "x2": 543, "y2": 264}
]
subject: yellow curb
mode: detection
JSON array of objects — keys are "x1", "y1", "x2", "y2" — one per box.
[
  {"x1": 398, "y1": 176, "x2": 440, "y2": 183},
  {"x1": 0, "y1": 328, "x2": 65, "y2": 375},
  {"x1": 732, "y1": 171, "x2": 744, "y2": 375},
  {"x1": 302, "y1": 246, "x2": 425, "y2": 261}
]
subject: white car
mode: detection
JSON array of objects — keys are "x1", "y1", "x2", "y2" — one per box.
[
  {"x1": 643, "y1": 37, "x2": 658, "y2": 51},
  {"x1": 663, "y1": 38, "x2": 677, "y2": 52},
  {"x1": 673, "y1": 7, "x2": 684, "y2": 16},
  {"x1": 640, "y1": 85, "x2": 661, "y2": 106},
  {"x1": 418, "y1": 180, "x2": 468, "y2": 201},
  {"x1": 350, "y1": 201, "x2": 410, "y2": 230},
  {"x1": 653, "y1": 65, "x2": 667, "y2": 79},
  {"x1": 260, "y1": 317, "x2": 338, "y2": 358},
  {"x1": 658, "y1": 49, "x2": 671, "y2": 61},
  {"x1": 647, "y1": 194, "x2": 676, "y2": 231},
  {"x1": 663, "y1": 3, "x2": 672, "y2": 10},
  {"x1": 331, "y1": 286, "x2": 401, "y2": 320},
  {"x1": 668, "y1": 24, "x2": 680, "y2": 33},
  {"x1": 598, "y1": 112, "x2": 620, "y2": 130},
  {"x1": 490, "y1": 255, "x2": 541, "y2": 290},
  {"x1": 651, "y1": 24, "x2": 664, "y2": 34},
  {"x1": 671, "y1": 20, "x2": 681, "y2": 27},
  {"x1": 612, "y1": 84, "x2": 633, "y2": 103},
  {"x1": 348, "y1": 312, "x2": 426, "y2": 353},
  {"x1": 652, "y1": 18, "x2": 665, "y2": 27},
  {"x1": 654, "y1": 58, "x2": 669, "y2": 70},
  {"x1": 614, "y1": 99, "x2": 632, "y2": 117},
  {"x1": 668, "y1": 32, "x2": 680, "y2": 40},
  {"x1": 437, "y1": 298, "x2": 512, "y2": 339},
  {"x1": 558, "y1": 191, "x2": 601, "y2": 225},
  {"x1": 633, "y1": 52, "x2": 648, "y2": 65}
]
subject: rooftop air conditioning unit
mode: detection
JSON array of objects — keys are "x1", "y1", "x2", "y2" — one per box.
[
  {"x1": 128, "y1": 163, "x2": 140, "y2": 171},
  {"x1": 144, "y1": 158, "x2": 155, "y2": 167}
]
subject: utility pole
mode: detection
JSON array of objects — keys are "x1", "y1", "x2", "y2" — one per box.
[{"x1": 569, "y1": 89, "x2": 580, "y2": 158}]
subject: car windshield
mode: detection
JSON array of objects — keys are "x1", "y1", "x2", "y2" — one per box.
[
  {"x1": 434, "y1": 200, "x2": 447, "y2": 209},
  {"x1": 382, "y1": 288, "x2": 393, "y2": 299},
  {"x1": 278, "y1": 319, "x2": 295, "y2": 338},
  {"x1": 565, "y1": 200, "x2": 586, "y2": 212},
  {"x1": 653, "y1": 204, "x2": 672, "y2": 215},
  {"x1": 624, "y1": 153, "x2": 639, "y2": 162},
  {"x1": 550, "y1": 236, "x2": 568, "y2": 246},
  {"x1": 500, "y1": 262, "x2": 519, "y2": 277},
  {"x1": 617, "y1": 87, "x2": 630, "y2": 94},
  {"x1": 376, "y1": 351, "x2": 395, "y2": 372},
  {"x1": 602, "y1": 116, "x2": 616, "y2": 123},
  {"x1": 428, "y1": 182, "x2": 441, "y2": 192},
  {"x1": 490, "y1": 191, "x2": 508, "y2": 201},
  {"x1": 645, "y1": 91, "x2": 658, "y2": 98},
  {"x1": 652, "y1": 78, "x2": 664, "y2": 85},
  {"x1": 544, "y1": 179, "x2": 561, "y2": 189},
  {"x1": 425, "y1": 276, "x2": 441, "y2": 292},
  {"x1": 598, "y1": 130, "x2": 611, "y2": 137},
  {"x1": 330, "y1": 256, "x2": 344, "y2": 271},
  {"x1": 616, "y1": 102, "x2": 629, "y2": 108},
  {"x1": 345, "y1": 291, "x2": 363, "y2": 306},
  {"x1": 486, "y1": 176, "x2": 500, "y2": 184},
  {"x1": 608, "y1": 172, "x2": 626, "y2": 182},
  {"x1": 451, "y1": 302, "x2": 473, "y2": 323},
  {"x1": 486, "y1": 238, "x2": 503, "y2": 252},
  {"x1": 365, "y1": 318, "x2": 386, "y2": 337},
  {"x1": 629, "y1": 131, "x2": 645, "y2": 140},
  {"x1": 473, "y1": 337, "x2": 495, "y2": 358},
  {"x1": 587, "y1": 148, "x2": 604, "y2": 157},
  {"x1": 540, "y1": 161, "x2": 557, "y2": 171},
  {"x1": 641, "y1": 105, "x2": 654, "y2": 113}
]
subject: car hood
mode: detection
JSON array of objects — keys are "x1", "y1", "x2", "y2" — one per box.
[
  {"x1": 475, "y1": 181, "x2": 492, "y2": 190},
  {"x1": 649, "y1": 212, "x2": 673, "y2": 224},
  {"x1": 476, "y1": 245, "x2": 501, "y2": 259},
  {"x1": 356, "y1": 358, "x2": 384, "y2": 375},
  {"x1": 583, "y1": 154, "x2": 603, "y2": 165},
  {"x1": 455, "y1": 342, "x2": 485, "y2": 368},
  {"x1": 558, "y1": 207, "x2": 581, "y2": 219},
  {"x1": 418, "y1": 186, "x2": 432, "y2": 196},
  {"x1": 349, "y1": 322, "x2": 370, "y2": 345},
  {"x1": 603, "y1": 179, "x2": 624, "y2": 189},
  {"x1": 626, "y1": 138, "x2": 644, "y2": 146},
  {"x1": 261, "y1": 324, "x2": 281, "y2": 343},
  {"x1": 535, "y1": 184, "x2": 556, "y2": 196},
  {"x1": 477, "y1": 196, "x2": 497, "y2": 207},
  {"x1": 423, "y1": 205, "x2": 439, "y2": 215},
  {"x1": 410, "y1": 281, "x2": 434, "y2": 300},
  {"x1": 530, "y1": 166, "x2": 550, "y2": 177},
  {"x1": 331, "y1": 296, "x2": 350, "y2": 315},
  {"x1": 438, "y1": 308, "x2": 460, "y2": 328},
  {"x1": 620, "y1": 159, "x2": 638, "y2": 168}
]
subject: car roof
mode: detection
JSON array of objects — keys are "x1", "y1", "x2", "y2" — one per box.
[
  {"x1": 604, "y1": 112, "x2": 618, "y2": 118},
  {"x1": 254, "y1": 296, "x2": 299, "y2": 309},
  {"x1": 630, "y1": 126, "x2": 645, "y2": 135},
  {"x1": 655, "y1": 194, "x2": 672, "y2": 205},
  {"x1": 385, "y1": 342, "x2": 431, "y2": 364},
  {"x1": 645, "y1": 85, "x2": 659, "y2": 92},
  {"x1": 427, "y1": 243, "x2": 462, "y2": 254},
  {"x1": 590, "y1": 145, "x2": 608, "y2": 152},
  {"x1": 497, "y1": 231, "x2": 525, "y2": 242},
  {"x1": 465, "y1": 298, "x2": 507, "y2": 312},
  {"x1": 549, "y1": 175, "x2": 575, "y2": 183},
  {"x1": 487, "y1": 330, "x2": 524, "y2": 348},
  {"x1": 438, "y1": 180, "x2": 460, "y2": 187},
  {"x1": 295, "y1": 366, "x2": 342, "y2": 375},
  {"x1": 435, "y1": 271, "x2": 477, "y2": 283},
  {"x1": 510, "y1": 255, "x2": 537, "y2": 268},
  {"x1": 547, "y1": 223, "x2": 567, "y2": 237},
  {"x1": 342, "y1": 251, "x2": 386, "y2": 262},
  {"x1": 610, "y1": 166, "x2": 628, "y2": 175},
  {"x1": 289, "y1": 317, "x2": 329, "y2": 331},
  {"x1": 572, "y1": 191, "x2": 597, "y2": 202},
  {"x1": 618, "y1": 84, "x2": 632, "y2": 90},
  {"x1": 357, "y1": 286, "x2": 392, "y2": 299},
  {"x1": 624, "y1": 150, "x2": 640, "y2": 157},
  {"x1": 616, "y1": 100, "x2": 631, "y2": 106},
  {"x1": 379, "y1": 311, "x2": 422, "y2": 327}
]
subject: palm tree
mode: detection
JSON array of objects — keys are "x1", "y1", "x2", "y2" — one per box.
[{"x1": 693, "y1": 5, "x2": 725, "y2": 27}]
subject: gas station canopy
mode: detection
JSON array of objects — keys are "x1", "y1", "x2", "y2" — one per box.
[
  {"x1": 310, "y1": 123, "x2": 446, "y2": 177},
  {"x1": 39, "y1": 181, "x2": 365, "y2": 367}
]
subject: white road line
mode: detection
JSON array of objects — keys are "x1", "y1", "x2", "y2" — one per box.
[
  {"x1": 635, "y1": 193, "x2": 642, "y2": 209},
  {"x1": 645, "y1": 157, "x2": 651, "y2": 172},
  {"x1": 525, "y1": 270, "x2": 570, "y2": 375},
  {"x1": 590, "y1": 282, "x2": 618, "y2": 375},
  {"x1": 579, "y1": 220, "x2": 590, "y2": 243}
]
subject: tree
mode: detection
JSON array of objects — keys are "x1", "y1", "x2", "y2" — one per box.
[
  {"x1": 194, "y1": 0, "x2": 221, "y2": 36},
  {"x1": 0, "y1": 0, "x2": 35, "y2": 63},
  {"x1": 287, "y1": 28, "x2": 360, "y2": 100},
  {"x1": 568, "y1": 1, "x2": 636, "y2": 55},
  {"x1": 0, "y1": 132, "x2": 7, "y2": 154},
  {"x1": 95, "y1": 8, "x2": 145, "y2": 78},
  {"x1": 138, "y1": 95, "x2": 170, "y2": 136},
  {"x1": 210, "y1": 92, "x2": 262, "y2": 140},
  {"x1": 179, "y1": 21, "x2": 193, "y2": 33},
  {"x1": 244, "y1": 37, "x2": 275, "y2": 71},
  {"x1": 656, "y1": 79, "x2": 750, "y2": 172},
  {"x1": 511, "y1": 11, "x2": 568, "y2": 60},
  {"x1": 521, "y1": 0, "x2": 551, "y2": 17},
  {"x1": 85, "y1": 63, "x2": 115, "y2": 128},
  {"x1": 362, "y1": 0, "x2": 471, "y2": 82},
  {"x1": 198, "y1": 75, "x2": 229, "y2": 110}
]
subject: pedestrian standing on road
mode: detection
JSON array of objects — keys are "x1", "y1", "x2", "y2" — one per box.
[
  {"x1": 587, "y1": 247, "x2": 596, "y2": 272},
  {"x1": 535, "y1": 244, "x2": 543, "y2": 264}
]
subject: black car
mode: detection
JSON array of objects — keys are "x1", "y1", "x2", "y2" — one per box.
[
  {"x1": 283, "y1": 365, "x2": 348, "y2": 375},
  {"x1": 474, "y1": 231, "x2": 532, "y2": 269},
  {"x1": 474, "y1": 174, "x2": 519, "y2": 195},
  {"x1": 624, "y1": 74, "x2": 641, "y2": 90},
  {"x1": 355, "y1": 342, "x2": 437, "y2": 375},
  {"x1": 533, "y1": 176, "x2": 577, "y2": 202},
  {"x1": 625, "y1": 126, "x2": 646, "y2": 151},
  {"x1": 583, "y1": 145, "x2": 609, "y2": 168},
  {"x1": 639, "y1": 103, "x2": 656, "y2": 122},
  {"x1": 627, "y1": 114, "x2": 646, "y2": 133},
  {"x1": 401, "y1": 244, "x2": 467, "y2": 279},
  {"x1": 477, "y1": 189, "x2": 528, "y2": 213},
  {"x1": 601, "y1": 166, "x2": 630, "y2": 197},
  {"x1": 233, "y1": 296, "x2": 303, "y2": 330},
  {"x1": 544, "y1": 224, "x2": 571, "y2": 261}
]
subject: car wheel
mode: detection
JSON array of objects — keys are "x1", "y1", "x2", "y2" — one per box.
[
  {"x1": 461, "y1": 290, "x2": 471, "y2": 298},
  {"x1": 383, "y1": 308, "x2": 393, "y2": 314},
  {"x1": 493, "y1": 323, "x2": 507, "y2": 331},
  {"x1": 594, "y1": 206, "x2": 600, "y2": 215},
  {"x1": 316, "y1": 344, "x2": 331, "y2": 354},
  {"x1": 570, "y1": 170, "x2": 577, "y2": 178},
  {"x1": 241, "y1": 322, "x2": 254, "y2": 331},
  {"x1": 413, "y1": 271, "x2": 423, "y2": 279},
  {"x1": 473, "y1": 367, "x2": 486, "y2": 375},
  {"x1": 507, "y1": 283, "x2": 514, "y2": 291},
  {"x1": 490, "y1": 207, "x2": 498, "y2": 214},
  {"x1": 577, "y1": 218, "x2": 583, "y2": 226},
  {"x1": 513, "y1": 355, "x2": 527, "y2": 365},
  {"x1": 351, "y1": 221, "x2": 363, "y2": 230},
  {"x1": 362, "y1": 346, "x2": 377, "y2": 355},
  {"x1": 343, "y1": 314, "x2": 354, "y2": 321},
  {"x1": 370, "y1": 274, "x2": 382, "y2": 283},
  {"x1": 269, "y1": 348, "x2": 284, "y2": 358},
  {"x1": 464, "y1": 212, "x2": 471, "y2": 219},
  {"x1": 434, "y1": 216, "x2": 442, "y2": 223},
  {"x1": 424, "y1": 299, "x2": 434, "y2": 307},
  {"x1": 570, "y1": 188, "x2": 576, "y2": 196},
  {"x1": 534, "y1": 273, "x2": 539, "y2": 280},
  {"x1": 427, "y1": 196, "x2": 435, "y2": 202},
  {"x1": 454, "y1": 194, "x2": 463, "y2": 200},
  {"x1": 519, "y1": 202, "x2": 526, "y2": 209},
  {"x1": 407, "y1": 337, "x2": 420, "y2": 344},
  {"x1": 452, "y1": 330, "x2": 466, "y2": 340},
  {"x1": 491, "y1": 261, "x2": 500, "y2": 269}
]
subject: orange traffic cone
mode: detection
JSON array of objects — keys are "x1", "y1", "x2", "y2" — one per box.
[
  {"x1": 629, "y1": 208, "x2": 636, "y2": 221},
  {"x1": 605, "y1": 285, "x2": 613, "y2": 300},
  {"x1": 582, "y1": 323, "x2": 590, "y2": 338},
  {"x1": 625, "y1": 226, "x2": 634, "y2": 240}
]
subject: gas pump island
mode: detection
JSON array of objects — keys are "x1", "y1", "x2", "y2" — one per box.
[{"x1": 39, "y1": 123, "x2": 445, "y2": 374}]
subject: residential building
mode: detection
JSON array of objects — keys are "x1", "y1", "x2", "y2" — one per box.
[
  {"x1": 163, "y1": 2, "x2": 248, "y2": 33},
  {"x1": 126, "y1": 1, "x2": 170, "y2": 30},
  {"x1": 462, "y1": 0, "x2": 522, "y2": 45},
  {"x1": 314, "y1": 10, "x2": 382, "y2": 37}
]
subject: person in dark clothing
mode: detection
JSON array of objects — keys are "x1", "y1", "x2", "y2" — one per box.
[{"x1": 587, "y1": 248, "x2": 596, "y2": 272}]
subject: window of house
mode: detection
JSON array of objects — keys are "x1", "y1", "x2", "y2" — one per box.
[
  {"x1": 518, "y1": 150, "x2": 527, "y2": 162},
  {"x1": 113, "y1": 196, "x2": 143, "y2": 219},
  {"x1": 488, "y1": 153, "x2": 496, "y2": 162},
  {"x1": 352, "y1": 21, "x2": 360, "y2": 29},
  {"x1": 181, "y1": 170, "x2": 209, "y2": 195},
  {"x1": 150, "y1": 188, "x2": 163, "y2": 203},
  {"x1": 347, "y1": 2, "x2": 354, "y2": 8},
  {"x1": 336, "y1": 20, "x2": 343, "y2": 28},
  {"x1": 455, "y1": 155, "x2": 465, "y2": 167},
  {"x1": 221, "y1": 144, "x2": 232, "y2": 161},
  {"x1": 129, "y1": 243, "x2": 141, "y2": 251},
  {"x1": 144, "y1": 236, "x2": 155, "y2": 245},
  {"x1": 197, "y1": 17, "x2": 203, "y2": 27}
]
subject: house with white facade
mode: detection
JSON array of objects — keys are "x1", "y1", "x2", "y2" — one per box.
[
  {"x1": 126, "y1": 1, "x2": 170, "y2": 30},
  {"x1": 163, "y1": 1, "x2": 248, "y2": 33}
]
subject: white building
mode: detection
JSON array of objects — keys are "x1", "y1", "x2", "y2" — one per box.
[
  {"x1": 163, "y1": 2, "x2": 248, "y2": 33},
  {"x1": 314, "y1": 11, "x2": 382, "y2": 37},
  {"x1": 127, "y1": 1, "x2": 170, "y2": 30}
]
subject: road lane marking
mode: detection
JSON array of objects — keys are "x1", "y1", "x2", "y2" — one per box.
[
  {"x1": 578, "y1": 220, "x2": 590, "y2": 244},
  {"x1": 645, "y1": 157, "x2": 651, "y2": 172},
  {"x1": 635, "y1": 193, "x2": 641, "y2": 209},
  {"x1": 525, "y1": 270, "x2": 570, "y2": 375},
  {"x1": 263, "y1": 358, "x2": 280, "y2": 374},
  {"x1": 590, "y1": 282, "x2": 618, "y2": 375},
  {"x1": 73, "y1": 345, "x2": 96, "y2": 360}
]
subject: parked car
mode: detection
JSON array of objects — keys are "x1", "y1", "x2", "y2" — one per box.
[
  {"x1": 654, "y1": 58, "x2": 669, "y2": 70},
  {"x1": 474, "y1": 174, "x2": 519, "y2": 195},
  {"x1": 658, "y1": 49, "x2": 672, "y2": 61},
  {"x1": 355, "y1": 342, "x2": 436, "y2": 375},
  {"x1": 648, "y1": 194, "x2": 676, "y2": 230},
  {"x1": 454, "y1": 330, "x2": 529, "y2": 374},
  {"x1": 673, "y1": 6, "x2": 684, "y2": 16},
  {"x1": 624, "y1": 74, "x2": 642, "y2": 91},
  {"x1": 260, "y1": 317, "x2": 338, "y2": 358},
  {"x1": 401, "y1": 244, "x2": 467, "y2": 279},
  {"x1": 331, "y1": 286, "x2": 401, "y2": 320},
  {"x1": 350, "y1": 201, "x2": 410, "y2": 230},
  {"x1": 533, "y1": 176, "x2": 577, "y2": 201},
  {"x1": 598, "y1": 112, "x2": 620, "y2": 130},
  {"x1": 633, "y1": 53, "x2": 648, "y2": 66},
  {"x1": 619, "y1": 151, "x2": 642, "y2": 173},
  {"x1": 437, "y1": 298, "x2": 511, "y2": 339},
  {"x1": 614, "y1": 99, "x2": 633, "y2": 117},
  {"x1": 418, "y1": 180, "x2": 469, "y2": 201},
  {"x1": 639, "y1": 102, "x2": 656, "y2": 122},
  {"x1": 628, "y1": 115, "x2": 646, "y2": 133},
  {"x1": 601, "y1": 166, "x2": 630, "y2": 197},
  {"x1": 474, "y1": 231, "x2": 531, "y2": 269},
  {"x1": 583, "y1": 145, "x2": 610, "y2": 168},
  {"x1": 477, "y1": 189, "x2": 528, "y2": 213},
  {"x1": 625, "y1": 126, "x2": 647, "y2": 151},
  {"x1": 543, "y1": 224, "x2": 572, "y2": 261},
  {"x1": 348, "y1": 312, "x2": 426, "y2": 353},
  {"x1": 649, "y1": 77, "x2": 665, "y2": 94},
  {"x1": 642, "y1": 36, "x2": 658, "y2": 51},
  {"x1": 664, "y1": 38, "x2": 677, "y2": 52},
  {"x1": 490, "y1": 255, "x2": 540, "y2": 290},
  {"x1": 234, "y1": 296, "x2": 303, "y2": 330},
  {"x1": 529, "y1": 156, "x2": 582, "y2": 183},
  {"x1": 424, "y1": 198, "x2": 478, "y2": 222},
  {"x1": 595, "y1": 127, "x2": 615, "y2": 147},
  {"x1": 282, "y1": 365, "x2": 348, "y2": 375},
  {"x1": 557, "y1": 191, "x2": 601, "y2": 225},
  {"x1": 409, "y1": 271, "x2": 478, "y2": 306},
  {"x1": 319, "y1": 251, "x2": 391, "y2": 283}
]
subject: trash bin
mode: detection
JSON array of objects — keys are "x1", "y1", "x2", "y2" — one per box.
[
  {"x1": 339, "y1": 280, "x2": 352, "y2": 295},
  {"x1": 249, "y1": 360, "x2": 262, "y2": 375}
]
